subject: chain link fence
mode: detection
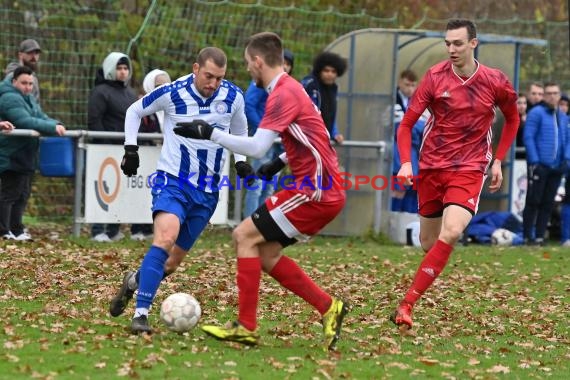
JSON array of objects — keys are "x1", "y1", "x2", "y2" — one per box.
[{"x1": 1, "y1": 0, "x2": 568, "y2": 225}]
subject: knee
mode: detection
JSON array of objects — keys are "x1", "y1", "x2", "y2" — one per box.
[
  {"x1": 232, "y1": 225, "x2": 247, "y2": 247},
  {"x1": 420, "y1": 234, "x2": 436, "y2": 252},
  {"x1": 439, "y1": 225, "x2": 463, "y2": 245},
  {"x1": 152, "y1": 233, "x2": 176, "y2": 251}
]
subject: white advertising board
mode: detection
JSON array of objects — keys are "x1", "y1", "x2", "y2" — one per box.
[{"x1": 84, "y1": 144, "x2": 229, "y2": 224}]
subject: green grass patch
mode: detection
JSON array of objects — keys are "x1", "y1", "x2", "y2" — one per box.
[{"x1": 0, "y1": 226, "x2": 568, "y2": 379}]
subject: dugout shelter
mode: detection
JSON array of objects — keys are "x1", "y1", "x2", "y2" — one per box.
[{"x1": 321, "y1": 28, "x2": 547, "y2": 237}]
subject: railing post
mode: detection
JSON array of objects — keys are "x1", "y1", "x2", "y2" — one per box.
[{"x1": 73, "y1": 132, "x2": 86, "y2": 237}]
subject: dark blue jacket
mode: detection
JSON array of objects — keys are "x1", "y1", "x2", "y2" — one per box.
[
  {"x1": 524, "y1": 102, "x2": 570, "y2": 168},
  {"x1": 301, "y1": 73, "x2": 340, "y2": 139}
]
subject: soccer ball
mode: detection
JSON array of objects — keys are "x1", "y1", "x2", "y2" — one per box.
[
  {"x1": 160, "y1": 293, "x2": 201, "y2": 333},
  {"x1": 491, "y1": 228, "x2": 515, "y2": 246}
]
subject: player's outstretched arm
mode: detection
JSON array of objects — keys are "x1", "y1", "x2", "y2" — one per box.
[{"x1": 174, "y1": 120, "x2": 213, "y2": 139}]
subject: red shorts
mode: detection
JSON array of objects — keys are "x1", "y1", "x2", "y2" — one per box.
[
  {"x1": 417, "y1": 170, "x2": 485, "y2": 217},
  {"x1": 263, "y1": 189, "x2": 345, "y2": 239}
]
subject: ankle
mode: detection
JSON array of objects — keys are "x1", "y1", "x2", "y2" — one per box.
[{"x1": 134, "y1": 308, "x2": 149, "y2": 318}]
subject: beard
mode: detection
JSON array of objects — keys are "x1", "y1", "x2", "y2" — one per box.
[{"x1": 23, "y1": 60, "x2": 38, "y2": 72}]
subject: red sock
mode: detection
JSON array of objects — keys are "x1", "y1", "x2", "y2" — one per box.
[
  {"x1": 268, "y1": 256, "x2": 331, "y2": 315},
  {"x1": 403, "y1": 239, "x2": 453, "y2": 306},
  {"x1": 237, "y1": 257, "x2": 261, "y2": 331}
]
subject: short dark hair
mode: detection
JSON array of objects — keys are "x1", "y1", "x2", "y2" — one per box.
[
  {"x1": 446, "y1": 19, "x2": 477, "y2": 40},
  {"x1": 544, "y1": 81, "x2": 560, "y2": 90},
  {"x1": 399, "y1": 69, "x2": 417, "y2": 82},
  {"x1": 13, "y1": 65, "x2": 34, "y2": 80},
  {"x1": 245, "y1": 32, "x2": 283, "y2": 68},
  {"x1": 312, "y1": 51, "x2": 347, "y2": 77},
  {"x1": 196, "y1": 47, "x2": 227, "y2": 68}
]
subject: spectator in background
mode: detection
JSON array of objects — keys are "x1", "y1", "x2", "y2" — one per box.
[
  {"x1": 523, "y1": 82, "x2": 570, "y2": 246},
  {"x1": 87, "y1": 52, "x2": 144, "y2": 242},
  {"x1": 391, "y1": 69, "x2": 426, "y2": 213},
  {"x1": 142, "y1": 69, "x2": 171, "y2": 130},
  {"x1": 0, "y1": 66, "x2": 66, "y2": 241},
  {"x1": 4, "y1": 39, "x2": 42, "y2": 102},
  {"x1": 302, "y1": 51, "x2": 347, "y2": 144},
  {"x1": 558, "y1": 93, "x2": 570, "y2": 246},
  {"x1": 242, "y1": 49, "x2": 294, "y2": 218},
  {"x1": 515, "y1": 93, "x2": 528, "y2": 159},
  {"x1": 526, "y1": 82, "x2": 544, "y2": 112}
]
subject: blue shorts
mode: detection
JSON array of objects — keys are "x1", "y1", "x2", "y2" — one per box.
[{"x1": 151, "y1": 173, "x2": 219, "y2": 251}]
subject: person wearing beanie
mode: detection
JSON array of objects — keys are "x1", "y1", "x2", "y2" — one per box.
[
  {"x1": 87, "y1": 52, "x2": 138, "y2": 243},
  {"x1": 301, "y1": 51, "x2": 348, "y2": 144},
  {"x1": 242, "y1": 49, "x2": 294, "y2": 218},
  {"x1": 4, "y1": 39, "x2": 42, "y2": 102}
]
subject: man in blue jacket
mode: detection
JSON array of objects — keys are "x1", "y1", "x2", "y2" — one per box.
[
  {"x1": 523, "y1": 82, "x2": 570, "y2": 245},
  {"x1": 0, "y1": 66, "x2": 66, "y2": 241}
]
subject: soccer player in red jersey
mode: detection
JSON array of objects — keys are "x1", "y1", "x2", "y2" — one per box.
[
  {"x1": 391, "y1": 19, "x2": 520, "y2": 330},
  {"x1": 173, "y1": 32, "x2": 349, "y2": 350}
]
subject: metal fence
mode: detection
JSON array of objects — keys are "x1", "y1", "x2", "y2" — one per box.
[{"x1": 5, "y1": 131, "x2": 386, "y2": 236}]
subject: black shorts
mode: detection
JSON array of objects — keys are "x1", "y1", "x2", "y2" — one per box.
[{"x1": 251, "y1": 203, "x2": 297, "y2": 248}]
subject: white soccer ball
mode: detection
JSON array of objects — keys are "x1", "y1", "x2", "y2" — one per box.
[
  {"x1": 491, "y1": 228, "x2": 515, "y2": 246},
  {"x1": 160, "y1": 293, "x2": 201, "y2": 333}
]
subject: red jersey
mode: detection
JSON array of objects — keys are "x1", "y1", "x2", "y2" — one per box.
[
  {"x1": 404, "y1": 60, "x2": 518, "y2": 172},
  {"x1": 259, "y1": 74, "x2": 345, "y2": 202}
]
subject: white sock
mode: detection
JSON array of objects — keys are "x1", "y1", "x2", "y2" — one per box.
[{"x1": 134, "y1": 308, "x2": 149, "y2": 318}]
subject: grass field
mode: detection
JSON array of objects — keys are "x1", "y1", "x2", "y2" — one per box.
[{"x1": 0, "y1": 224, "x2": 569, "y2": 379}]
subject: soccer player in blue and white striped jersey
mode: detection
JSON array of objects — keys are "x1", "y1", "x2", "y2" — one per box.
[{"x1": 109, "y1": 47, "x2": 255, "y2": 334}]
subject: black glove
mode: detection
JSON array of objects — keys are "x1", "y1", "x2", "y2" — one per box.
[
  {"x1": 121, "y1": 145, "x2": 139, "y2": 176},
  {"x1": 235, "y1": 161, "x2": 256, "y2": 186},
  {"x1": 256, "y1": 157, "x2": 286, "y2": 180},
  {"x1": 174, "y1": 120, "x2": 214, "y2": 139}
]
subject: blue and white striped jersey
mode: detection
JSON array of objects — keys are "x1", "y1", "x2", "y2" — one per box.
[{"x1": 125, "y1": 73, "x2": 247, "y2": 192}]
